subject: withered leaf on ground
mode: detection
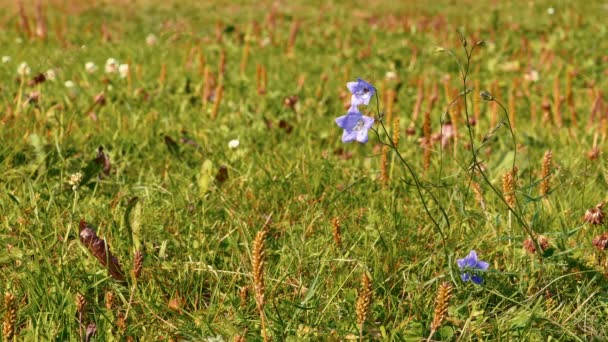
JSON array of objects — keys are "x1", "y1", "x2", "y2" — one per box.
[{"x1": 79, "y1": 220, "x2": 125, "y2": 282}]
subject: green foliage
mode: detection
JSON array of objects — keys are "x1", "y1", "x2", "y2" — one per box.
[{"x1": 0, "y1": 0, "x2": 607, "y2": 341}]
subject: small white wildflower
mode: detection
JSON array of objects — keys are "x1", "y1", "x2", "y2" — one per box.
[
  {"x1": 260, "y1": 36, "x2": 271, "y2": 47},
  {"x1": 65, "y1": 80, "x2": 75, "y2": 88},
  {"x1": 228, "y1": 139, "x2": 240, "y2": 149},
  {"x1": 69, "y1": 172, "x2": 83, "y2": 191},
  {"x1": 85, "y1": 62, "x2": 98, "y2": 74},
  {"x1": 146, "y1": 33, "x2": 158, "y2": 46},
  {"x1": 2, "y1": 56, "x2": 11, "y2": 63},
  {"x1": 523, "y1": 69, "x2": 540, "y2": 82},
  {"x1": 547, "y1": 7, "x2": 555, "y2": 15},
  {"x1": 45, "y1": 69, "x2": 56, "y2": 81},
  {"x1": 385, "y1": 71, "x2": 397, "y2": 80},
  {"x1": 105, "y1": 58, "x2": 119, "y2": 74},
  {"x1": 118, "y1": 64, "x2": 129, "y2": 79},
  {"x1": 17, "y1": 62, "x2": 31, "y2": 76}
]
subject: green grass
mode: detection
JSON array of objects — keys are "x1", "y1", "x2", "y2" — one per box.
[{"x1": 1, "y1": 0, "x2": 608, "y2": 340}]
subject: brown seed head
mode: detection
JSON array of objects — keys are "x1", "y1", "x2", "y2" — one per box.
[
  {"x1": 540, "y1": 150, "x2": 552, "y2": 196},
  {"x1": 2, "y1": 292, "x2": 17, "y2": 341},
  {"x1": 502, "y1": 171, "x2": 516, "y2": 208},
  {"x1": 355, "y1": 272, "x2": 373, "y2": 329},
  {"x1": 523, "y1": 235, "x2": 550, "y2": 254},
  {"x1": 252, "y1": 230, "x2": 267, "y2": 310},
  {"x1": 104, "y1": 291, "x2": 114, "y2": 311},
  {"x1": 331, "y1": 216, "x2": 341, "y2": 247},
  {"x1": 584, "y1": 202, "x2": 605, "y2": 225},
  {"x1": 76, "y1": 293, "x2": 86, "y2": 316},
  {"x1": 115, "y1": 311, "x2": 127, "y2": 333},
  {"x1": 592, "y1": 232, "x2": 608, "y2": 251},
  {"x1": 430, "y1": 282, "x2": 453, "y2": 333}
]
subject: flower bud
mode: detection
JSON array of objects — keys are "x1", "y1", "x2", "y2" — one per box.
[{"x1": 480, "y1": 90, "x2": 493, "y2": 101}]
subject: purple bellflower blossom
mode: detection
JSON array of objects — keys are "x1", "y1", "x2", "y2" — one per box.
[
  {"x1": 457, "y1": 250, "x2": 489, "y2": 285},
  {"x1": 335, "y1": 107, "x2": 375, "y2": 143},
  {"x1": 347, "y1": 78, "x2": 376, "y2": 106}
]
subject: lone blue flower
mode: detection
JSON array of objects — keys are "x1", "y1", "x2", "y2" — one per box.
[
  {"x1": 347, "y1": 78, "x2": 376, "y2": 106},
  {"x1": 457, "y1": 250, "x2": 489, "y2": 284},
  {"x1": 335, "y1": 107, "x2": 375, "y2": 143}
]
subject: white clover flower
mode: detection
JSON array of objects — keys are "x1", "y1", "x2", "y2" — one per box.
[
  {"x1": 85, "y1": 62, "x2": 98, "y2": 74},
  {"x1": 65, "y1": 80, "x2": 75, "y2": 88},
  {"x1": 228, "y1": 139, "x2": 240, "y2": 149},
  {"x1": 547, "y1": 7, "x2": 555, "y2": 15},
  {"x1": 2, "y1": 56, "x2": 11, "y2": 63},
  {"x1": 45, "y1": 69, "x2": 56, "y2": 81},
  {"x1": 146, "y1": 33, "x2": 158, "y2": 46},
  {"x1": 69, "y1": 172, "x2": 83, "y2": 191},
  {"x1": 105, "y1": 58, "x2": 119, "y2": 74},
  {"x1": 17, "y1": 62, "x2": 31, "y2": 76},
  {"x1": 118, "y1": 64, "x2": 129, "y2": 79}
]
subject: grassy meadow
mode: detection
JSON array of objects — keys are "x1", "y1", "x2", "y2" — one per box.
[{"x1": 2, "y1": 0, "x2": 608, "y2": 340}]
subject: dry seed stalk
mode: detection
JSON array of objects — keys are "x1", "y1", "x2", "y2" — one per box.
[
  {"x1": 567, "y1": 70, "x2": 577, "y2": 126},
  {"x1": 392, "y1": 116, "x2": 400, "y2": 147},
  {"x1": 256, "y1": 64, "x2": 267, "y2": 95},
  {"x1": 331, "y1": 216, "x2": 341, "y2": 247},
  {"x1": 427, "y1": 282, "x2": 453, "y2": 342},
  {"x1": 211, "y1": 78, "x2": 224, "y2": 120},
  {"x1": 286, "y1": 20, "x2": 300, "y2": 56},
  {"x1": 115, "y1": 311, "x2": 127, "y2": 334},
  {"x1": 380, "y1": 145, "x2": 389, "y2": 184},
  {"x1": 133, "y1": 250, "x2": 143, "y2": 279},
  {"x1": 356, "y1": 273, "x2": 372, "y2": 342},
  {"x1": 202, "y1": 66, "x2": 211, "y2": 107},
  {"x1": 239, "y1": 286, "x2": 249, "y2": 307},
  {"x1": 252, "y1": 229, "x2": 269, "y2": 342},
  {"x1": 35, "y1": 1, "x2": 47, "y2": 40},
  {"x1": 215, "y1": 21, "x2": 223, "y2": 43},
  {"x1": 240, "y1": 41, "x2": 250, "y2": 74},
  {"x1": 540, "y1": 150, "x2": 552, "y2": 196},
  {"x1": 197, "y1": 47, "x2": 206, "y2": 76},
  {"x1": 502, "y1": 171, "x2": 516, "y2": 208},
  {"x1": 411, "y1": 78, "x2": 424, "y2": 126},
  {"x1": 219, "y1": 49, "x2": 226, "y2": 76},
  {"x1": 316, "y1": 73, "x2": 328, "y2": 98},
  {"x1": 2, "y1": 292, "x2": 17, "y2": 341},
  {"x1": 105, "y1": 291, "x2": 115, "y2": 311},
  {"x1": 17, "y1": 0, "x2": 32, "y2": 38},
  {"x1": 76, "y1": 293, "x2": 86, "y2": 338},
  {"x1": 553, "y1": 75, "x2": 563, "y2": 127},
  {"x1": 423, "y1": 111, "x2": 431, "y2": 171}
]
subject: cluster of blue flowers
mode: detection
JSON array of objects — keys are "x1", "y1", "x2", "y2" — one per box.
[
  {"x1": 335, "y1": 79, "x2": 490, "y2": 285},
  {"x1": 335, "y1": 78, "x2": 376, "y2": 143},
  {"x1": 457, "y1": 250, "x2": 489, "y2": 284}
]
